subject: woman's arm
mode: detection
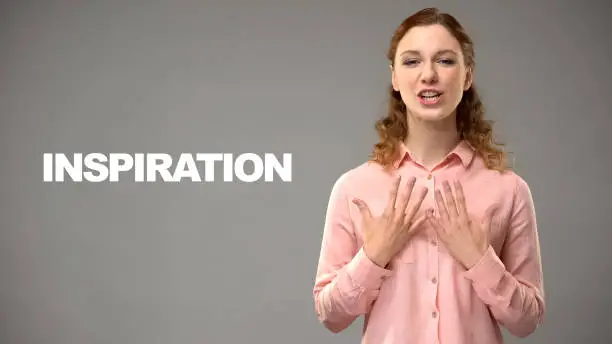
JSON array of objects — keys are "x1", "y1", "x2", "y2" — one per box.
[
  {"x1": 462, "y1": 176, "x2": 546, "y2": 338},
  {"x1": 312, "y1": 175, "x2": 392, "y2": 333}
]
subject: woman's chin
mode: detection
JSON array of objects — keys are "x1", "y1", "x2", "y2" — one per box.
[{"x1": 410, "y1": 108, "x2": 454, "y2": 122}]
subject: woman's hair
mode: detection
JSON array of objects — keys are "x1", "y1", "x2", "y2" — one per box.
[{"x1": 370, "y1": 7, "x2": 509, "y2": 172}]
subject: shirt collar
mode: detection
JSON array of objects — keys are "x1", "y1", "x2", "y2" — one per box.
[{"x1": 393, "y1": 139, "x2": 476, "y2": 169}]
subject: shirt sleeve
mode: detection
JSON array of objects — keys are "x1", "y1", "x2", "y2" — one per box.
[
  {"x1": 462, "y1": 175, "x2": 546, "y2": 338},
  {"x1": 312, "y1": 174, "x2": 393, "y2": 333}
]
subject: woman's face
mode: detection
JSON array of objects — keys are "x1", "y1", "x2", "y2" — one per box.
[{"x1": 392, "y1": 24, "x2": 472, "y2": 122}]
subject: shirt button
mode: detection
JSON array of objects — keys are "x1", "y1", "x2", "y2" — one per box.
[
  {"x1": 431, "y1": 277, "x2": 437, "y2": 284},
  {"x1": 431, "y1": 240, "x2": 437, "y2": 246},
  {"x1": 427, "y1": 174, "x2": 432, "y2": 180},
  {"x1": 432, "y1": 311, "x2": 438, "y2": 318}
]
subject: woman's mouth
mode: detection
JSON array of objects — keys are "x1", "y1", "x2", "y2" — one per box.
[{"x1": 417, "y1": 90, "x2": 443, "y2": 105}]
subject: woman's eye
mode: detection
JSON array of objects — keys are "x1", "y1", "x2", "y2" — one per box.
[{"x1": 401, "y1": 58, "x2": 455, "y2": 66}]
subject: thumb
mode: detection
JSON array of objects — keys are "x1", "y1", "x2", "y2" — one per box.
[
  {"x1": 352, "y1": 198, "x2": 372, "y2": 223},
  {"x1": 481, "y1": 208, "x2": 495, "y2": 239},
  {"x1": 407, "y1": 213, "x2": 427, "y2": 235}
]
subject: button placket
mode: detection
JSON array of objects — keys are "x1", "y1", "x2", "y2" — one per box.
[{"x1": 424, "y1": 172, "x2": 440, "y2": 327}]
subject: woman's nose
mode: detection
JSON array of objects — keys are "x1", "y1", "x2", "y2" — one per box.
[{"x1": 420, "y1": 63, "x2": 438, "y2": 83}]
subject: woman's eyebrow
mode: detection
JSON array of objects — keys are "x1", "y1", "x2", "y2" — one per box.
[{"x1": 399, "y1": 49, "x2": 459, "y2": 58}]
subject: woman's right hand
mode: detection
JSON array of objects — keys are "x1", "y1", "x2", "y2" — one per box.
[{"x1": 352, "y1": 175, "x2": 428, "y2": 268}]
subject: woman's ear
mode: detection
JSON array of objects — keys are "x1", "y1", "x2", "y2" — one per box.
[
  {"x1": 390, "y1": 65, "x2": 399, "y2": 92},
  {"x1": 463, "y1": 67, "x2": 473, "y2": 91}
]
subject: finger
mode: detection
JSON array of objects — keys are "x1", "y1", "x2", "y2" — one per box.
[
  {"x1": 402, "y1": 213, "x2": 428, "y2": 241},
  {"x1": 395, "y1": 176, "x2": 417, "y2": 221},
  {"x1": 453, "y1": 180, "x2": 470, "y2": 223},
  {"x1": 404, "y1": 186, "x2": 428, "y2": 223},
  {"x1": 443, "y1": 180, "x2": 459, "y2": 218},
  {"x1": 426, "y1": 209, "x2": 447, "y2": 236},
  {"x1": 383, "y1": 175, "x2": 401, "y2": 217},
  {"x1": 352, "y1": 198, "x2": 372, "y2": 224},
  {"x1": 434, "y1": 188, "x2": 450, "y2": 221},
  {"x1": 407, "y1": 213, "x2": 427, "y2": 234}
]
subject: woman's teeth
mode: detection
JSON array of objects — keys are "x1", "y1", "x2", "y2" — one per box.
[
  {"x1": 420, "y1": 91, "x2": 440, "y2": 98},
  {"x1": 418, "y1": 92, "x2": 442, "y2": 104}
]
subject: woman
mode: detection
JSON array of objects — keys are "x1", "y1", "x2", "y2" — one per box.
[{"x1": 312, "y1": 7, "x2": 545, "y2": 344}]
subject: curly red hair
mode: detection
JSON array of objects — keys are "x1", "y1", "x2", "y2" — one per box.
[{"x1": 370, "y1": 8, "x2": 509, "y2": 172}]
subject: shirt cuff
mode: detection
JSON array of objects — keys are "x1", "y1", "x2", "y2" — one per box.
[
  {"x1": 345, "y1": 247, "x2": 394, "y2": 291},
  {"x1": 462, "y1": 246, "x2": 506, "y2": 288}
]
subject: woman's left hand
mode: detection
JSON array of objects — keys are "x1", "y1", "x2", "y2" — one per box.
[{"x1": 426, "y1": 180, "x2": 494, "y2": 270}]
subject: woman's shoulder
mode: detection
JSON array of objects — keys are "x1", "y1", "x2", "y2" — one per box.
[
  {"x1": 470, "y1": 151, "x2": 532, "y2": 189},
  {"x1": 328, "y1": 160, "x2": 393, "y2": 197},
  {"x1": 478, "y1": 165, "x2": 534, "y2": 202}
]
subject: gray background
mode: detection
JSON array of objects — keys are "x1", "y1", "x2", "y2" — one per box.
[{"x1": 1, "y1": 0, "x2": 611, "y2": 343}]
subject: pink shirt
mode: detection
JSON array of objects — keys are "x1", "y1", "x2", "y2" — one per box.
[{"x1": 313, "y1": 140, "x2": 545, "y2": 344}]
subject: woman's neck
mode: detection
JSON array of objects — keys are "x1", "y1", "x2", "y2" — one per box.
[{"x1": 403, "y1": 113, "x2": 461, "y2": 170}]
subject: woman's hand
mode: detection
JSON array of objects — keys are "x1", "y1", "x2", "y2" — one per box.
[
  {"x1": 352, "y1": 175, "x2": 428, "y2": 268},
  {"x1": 426, "y1": 179, "x2": 494, "y2": 269}
]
